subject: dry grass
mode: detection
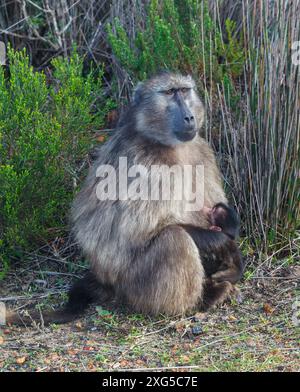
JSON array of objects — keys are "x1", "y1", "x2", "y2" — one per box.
[
  {"x1": 0, "y1": 245, "x2": 299, "y2": 372},
  {"x1": 204, "y1": 0, "x2": 300, "y2": 251}
]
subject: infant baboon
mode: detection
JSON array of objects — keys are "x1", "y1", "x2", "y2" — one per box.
[
  {"x1": 207, "y1": 202, "x2": 240, "y2": 239},
  {"x1": 6, "y1": 72, "x2": 244, "y2": 326},
  {"x1": 181, "y1": 203, "x2": 244, "y2": 308},
  {"x1": 183, "y1": 203, "x2": 243, "y2": 277}
]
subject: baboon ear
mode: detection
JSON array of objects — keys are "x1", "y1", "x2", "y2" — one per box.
[{"x1": 133, "y1": 82, "x2": 144, "y2": 105}]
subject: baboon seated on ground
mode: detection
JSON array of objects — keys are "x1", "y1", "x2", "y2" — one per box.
[{"x1": 7, "y1": 72, "x2": 244, "y2": 326}]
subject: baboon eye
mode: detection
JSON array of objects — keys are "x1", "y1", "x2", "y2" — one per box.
[
  {"x1": 181, "y1": 87, "x2": 190, "y2": 94},
  {"x1": 165, "y1": 88, "x2": 176, "y2": 95}
]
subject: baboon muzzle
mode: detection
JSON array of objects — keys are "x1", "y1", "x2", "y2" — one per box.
[{"x1": 174, "y1": 92, "x2": 196, "y2": 141}]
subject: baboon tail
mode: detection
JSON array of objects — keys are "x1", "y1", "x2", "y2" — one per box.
[{"x1": 5, "y1": 272, "x2": 113, "y2": 327}]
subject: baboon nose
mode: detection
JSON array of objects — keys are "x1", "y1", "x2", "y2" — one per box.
[{"x1": 184, "y1": 115, "x2": 195, "y2": 125}]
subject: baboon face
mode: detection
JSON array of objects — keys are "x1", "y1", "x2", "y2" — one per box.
[
  {"x1": 133, "y1": 73, "x2": 205, "y2": 146},
  {"x1": 207, "y1": 203, "x2": 240, "y2": 240}
]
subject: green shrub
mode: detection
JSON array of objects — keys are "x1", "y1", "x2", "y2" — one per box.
[
  {"x1": 107, "y1": 0, "x2": 245, "y2": 85},
  {"x1": 0, "y1": 47, "x2": 111, "y2": 276}
]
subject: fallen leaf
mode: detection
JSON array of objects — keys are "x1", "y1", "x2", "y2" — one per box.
[
  {"x1": 119, "y1": 359, "x2": 130, "y2": 367},
  {"x1": 180, "y1": 355, "x2": 191, "y2": 363},
  {"x1": 67, "y1": 349, "x2": 78, "y2": 356},
  {"x1": 263, "y1": 303, "x2": 274, "y2": 314},
  {"x1": 87, "y1": 361, "x2": 96, "y2": 370},
  {"x1": 192, "y1": 312, "x2": 206, "y2": 321},
  {"x1": 16, "y1": 356, "x2": 27, "y2": 365},
  {"x1": 83, "y1": 346, "x2": 94, "y2": 351},
  {"x1": 0, "y1": 336, "x2": 4, "y2": 345},
  {"x1": 96, "y1": 135, "x2": 106, "y2": 143},
  {"x1": 175, "y1": 320, "x2": 190, "y2": 333},
  {"x1": 75, "y1": 322, "x2": 83, "y2": 330},
  {"x1": 171, "y1": 344, "x2": 179, "y2": 353}
]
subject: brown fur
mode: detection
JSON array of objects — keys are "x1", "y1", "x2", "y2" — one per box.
[{"x1": 6, "y1": 72, "x2": 243, "y2": 326}]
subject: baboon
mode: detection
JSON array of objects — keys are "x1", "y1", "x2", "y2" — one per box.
[
  {"x1": 181, "y1": 203, "x2": 244, "y2": 308},
  {"x1": 207, "y1": 202, "x2": 240, "y2": 239},
  {"x1": 6, "y1": 72, "x2": 244, "y2": 326},
  {"x1": 182, "y1": 202, "x2": 243, "y2": 278}
]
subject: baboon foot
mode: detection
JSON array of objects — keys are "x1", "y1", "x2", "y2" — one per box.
[{"x1": 201, "y1": 278, "x2": 234, "y2": 311}]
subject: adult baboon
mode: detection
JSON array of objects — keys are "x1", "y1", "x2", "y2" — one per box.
[{"x1": 6, "y1": 72, "x2": 244, "y2": 326}]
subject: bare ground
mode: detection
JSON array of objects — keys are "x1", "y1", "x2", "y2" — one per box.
[{"x1": 0, "y1": 246, "x2": 299, "y2": 372}]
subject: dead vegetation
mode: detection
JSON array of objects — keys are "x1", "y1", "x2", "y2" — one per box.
[{"x1": 0, "y1": 242, "x2": 299, "y2": 372}]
